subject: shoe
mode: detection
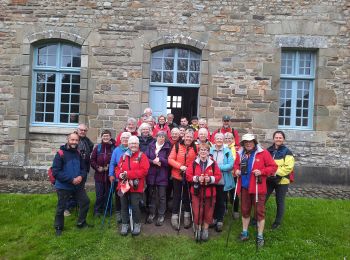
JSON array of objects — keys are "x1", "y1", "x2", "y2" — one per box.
[
  {"x1": 209, "y1": 219, "x2": 217, "y2": 228},
  {"x1": 239, "y1": 231, "x2": 249, "y2": 241},
  {"x1": 271, "y1": 222, "x2": 280, "y2": 230},
  {"x1": 132, "y1": 223, "x2": 141, "y2": 236},
  {"x1": 116, "y1": 211, "x2": 122, "y2": 224},
  {"x1": 146, "y1": 214, "x2": 155, "y2": 224},
  {"x1": 155, "y1": 216, "x2": 165, "y2": 226},
  {"x1": 184, "y1": 212, "x2": 191, "y2": 229},
  {"x1": 120, "y1": 224, "x2": 129, "y2": 236},
  {"x1": 171, "y1": 214, "x2": 179, "y2": 230},
  {"x1": 64, "y1": 210, "x2": 71, "y2": 217},
  {"x1": 201, "y1": 229, "x2": 209, "y2": 241},
  {"x1": 77, "y1": 221, "x2": 94, "y2": 229},
  {"x1": 233, "y1": 212, "x2": 240, "y2": 220},
  {"x1": 55, "y1": 229, "x2": 62, "y2": 236},
  {"x1": 256, "y1": 236, "x2": 264, "y2": 248},
  {"x1": 215, "y1": 222, "x2": 223, "y2": 232}
]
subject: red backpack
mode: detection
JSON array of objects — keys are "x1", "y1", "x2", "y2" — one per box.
[{"x1": 48, "y1": 150, "x2": 64, "y2": 185}]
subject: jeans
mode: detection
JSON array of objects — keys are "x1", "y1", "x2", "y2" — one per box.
[
  {"x1": 120, "y1": 192, "x2": 142, "y2": 224},
  {"x1": 54, "y1": 188, "x2": 90, "y2": 230},
  {"x1": 266, "y1": 182, "x2": 289, "y2": 224}
]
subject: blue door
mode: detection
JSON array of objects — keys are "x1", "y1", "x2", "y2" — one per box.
[{"x1": 149, "y1": 86, "x2": 168, "y2": 117}]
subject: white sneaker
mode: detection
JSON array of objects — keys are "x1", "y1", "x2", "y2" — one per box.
[{"x1": 64, "y1": 210, "x2": 71, "y2": 217}]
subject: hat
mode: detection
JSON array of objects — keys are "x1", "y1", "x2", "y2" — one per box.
[
  {"x1": 222, "y1": 115, "x2": 231, "y2": 121},
  {"x1": 240, "y1": 133, "x2": 258, "y2": 146},
  {"x1": 191, "y1": 116, "x2": 198, "y2": 121}
]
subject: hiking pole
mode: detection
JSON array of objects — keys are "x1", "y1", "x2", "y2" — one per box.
[
  {"x1": 108, "y1": 181, "x2": 115, "y2": 227},
  {"x1": 177, "y1": 178, "x2": 184, "y2": 234},
  {"x1": 195, "y1": 185, "x2": 202, "y2": 242},
  {"x1": 200, "y1": 184, "x2": 207, "y2": 243},
  {"x1": 129, "y1": 192, "x2": 134, "y2": 232},
  {"x1": 186, "y1": 177, "x2": 195, "y2": 234},
  {"x1": 255, "y1": 176, "x2": 259, "y2": 252},
  {"x1": 226, "y1": 175, "x2": 239, "y2": 247},
  {"x1": 101, "y1": 181, "x2": 115, "y2": 228}
]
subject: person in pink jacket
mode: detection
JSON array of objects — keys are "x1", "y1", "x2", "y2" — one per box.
[{"x1": 234, "y1": 133, "x2": 277, "y2": 248}]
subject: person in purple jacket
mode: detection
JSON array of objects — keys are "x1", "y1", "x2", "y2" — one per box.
[
  {"x1": 90, "y1": 130, "x2": 115, "y2": 217},
  {"x1": 145, "y1": 131, "x2": 171, "y2": 226}
]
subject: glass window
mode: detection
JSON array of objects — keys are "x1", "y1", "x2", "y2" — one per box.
[
  {"x1": 32, "y1": 43, "x2": 81, "y2": 126},
  {"x1": 150, "y1": 47, "x2": 201, "y2": 85},
  {"x1": 278, "y1": 50, "x2": 315, "y2": 130}
]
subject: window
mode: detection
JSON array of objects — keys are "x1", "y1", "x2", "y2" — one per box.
[
  {"x1": 278, "y1": 50, "x2": 315, "y2": 129},
  {"x1": 31, "y1": 42, "x2": 81, "y2": 126},
  {"x1": 167, "y1": 95, "x2": 182, "y2": 114},
  {"x1": 150, "y1": 48, "x2": 201, "y2": 86}
]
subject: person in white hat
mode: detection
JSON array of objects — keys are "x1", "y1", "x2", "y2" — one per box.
[{"x1": 234, "y1": 133, "x2": 277, "y2": 248}]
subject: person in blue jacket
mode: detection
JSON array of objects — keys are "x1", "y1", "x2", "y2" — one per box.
[
  {"x1": 209, "y1": 132, "x2": 235, "y2": 232},
  {"x1": 52, "y1": 132, "x2": 91, "y2": 236},
  {"x1": 109, "y1": 132, "x2": 131, "y2": 223}
]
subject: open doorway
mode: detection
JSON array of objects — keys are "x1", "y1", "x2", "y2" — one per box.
[{"x1": 167, "y1": 87, "x2": 198, "y2": 125}]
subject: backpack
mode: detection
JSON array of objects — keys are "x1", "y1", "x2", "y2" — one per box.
[
  {"x1": 121, "y1": 151, "x2": 143, "y2": 170},
  {"x1": 48, "y1": 150, "x2": 64, "y2": 185},
  {"x1": 97, "y1": 143, "x2": 115, "y2": 155}
]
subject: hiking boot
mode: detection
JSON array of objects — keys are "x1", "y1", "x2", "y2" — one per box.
[
  {"x1": 239, "y1": 231, "x2": 249, "y2": 241},
  {"x1": 77, "y1": 221, "x2": 94, "y2": 229},
  {"x1": 55, "y1": 229, "x2": 62, "y2": 236},
  {"x1": 256, "y1": 236, "x2": 265, "y2": 248},
  {"x1": 120, "y1": 224, "x2": 129, "y2": 236},
  {"x1": 209, "y1": 219, "x2": 217, "y2": 228},
  {"x1": 233, "y1": 211, "x2": 240, "y2": 220},
  {"x1": 171, "y1": 214, "x2": 179, "y2": 230},
  {"x1": 64, "y1": 210, "x2": 71, "y2": 217},
  {"x1": 155, "y1": 216, "x2": 165, "y2": 226},
  {"x1": 271, "y1": 222, "x2": 280, "y2": 230},
  {"x1": 184, "y1": 212, "x2": 191, "y2": 229},
  {"x1": 201, "y1": 229, "x2": 209, "y2": 241},
  {"x1": 116, "y1": 211, "x2": 122, "y2": 224},
  {"x1": 146, "y1": 214, "x2": 155, "y2": 224},
  {"x1": 132, "y1": 223, "x2": 141, "y2": 236},
  {"x1": 215, "y1": 222, "x2": 223, "y2": 232}
]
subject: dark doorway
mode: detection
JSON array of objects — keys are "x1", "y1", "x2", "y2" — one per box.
[{"x1": 167, "y1": 87, "x2": 198, "y2": 125}]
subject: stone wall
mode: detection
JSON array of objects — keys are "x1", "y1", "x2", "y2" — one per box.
[{"x1": 0, "y1": 0, "x2": 349, "y2": 178}]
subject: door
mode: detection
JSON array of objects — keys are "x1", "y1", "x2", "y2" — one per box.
[{"x1": 149, "y1": 86, "x2": 168, "y2": 117}]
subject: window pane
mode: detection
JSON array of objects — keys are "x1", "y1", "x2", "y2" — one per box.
[
  {"x1": 190, "y1": 51, "x2": 200, "y2": 59},
  {"x1": 151, "y1": 58, "x2": 162, "y2": 70},
  {"x1": 153, "y1": 50, "x2": 163, "y2": 58},
  {"x1": 61, "y1": 94, "x2": 69, "y2": 103},
  {"x1": 178, "y1": 49, "x2": 189, "y2": 58},
  {"x1": 72, "y1": 57, "x2": 81, "y2": 67},
  {"x1": 35, "y1": 113, "x2": 44, "y2": 122},
  {"x1": 36, "y1": 93, "x2": 44, "y2": 102},
  {"x1": 285, "y1": 118, "x2": 290, "y2": 125},
  {"x1": 46, "y1": 93, "x2": 55, "y2": 102},
  {"x1": 302, "y1": 118, "x2": 308, "y2": 126},
  {"x1": 163, "y1": 49, "x2": 174, "y2": 57},
  {"x1": 177, "y1": 72, "x2": 187, "y2": 83},
  {"x1": 167, "y1": 96, "x2": 171, "y2": 102},
  {"x1": 189, "y1": 72, "x2": 199, "y2": 84},
  {"x1": 71, "y1": 85, "x2": 80, "y2": 94},
  {"x1": 71, "y1": 95, "x2": 80, "y2": 103},
  {"x1": 36, "y1": 103, "x2": 44, "y2": 112},
  {"x1": 62, "y1": 45, "x2": 71, "y2": 55},
  {"x1": 70, "y1": 114, "x2": 79, "y2": 123},
  {"x1": 46, "y1": 103, "x2": 54, "y2": 112},
  {"x1": 62, "y1": 56, "x2": 71, "y2": 67},
  {"x1": 296, "y1": 118, "x2": 301, "y2": 126},
  {"x1": 72, "y1": 75, "x2": 80, "y2": 84},
  {"x1": 278, "y1": 117, "x2": 284, "y2": 125},
  {"x1": 47, "y1": 83, "x2": 55, "y2": 93},
  {"x1": 47, "y1": 45, "x2": 57, "y2": 55},
  {"x1": 163, "y1": 72, "x2": 173, "y2": 83},
  {"x1": 72, "y1": 46, "x2": 81, "y2": 57},
  {"x1": 37, "y1": 55, "x2": 46, "y2": 66},
  {"x1": 71, "y1": 105, "x2": 79, "y2": 113},
  {"x1": 62, "y1": 85, "x2": 70, "y2": 93},
  {"x1": 45, "y1": 113, "x2": 54, "y2": 122},
  {"x1": 61, "y1": 104, "x2": 69, "y2": 113},
  {"x1": 177, "y1": 59, "x2": 188, "y2": 71},
  {"x1": 151, "y1": 71, "x2": 161, "y2": 82},
  {"x1": 62, "y1": 74, "x2": 71, "y2": 83},
  {"x1": 190, "y1": 60, "x2": 200, "y2": 71},
  {"x1": 47, "y1": 55, "x2": 56, "y2": 66},
  {"x1": 60, "y1": 114, "x2": 69, "y2": 123},
  {"x1": 164, "y1": 59, "x2": 174, "y2": 70}
]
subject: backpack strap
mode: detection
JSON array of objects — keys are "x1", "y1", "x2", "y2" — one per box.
[
  {"x1": 231, "y1": 128, "x2": 236, "y2": 139},
  {"x1": 58, "y1": 149, "x2": 64, "y2": 158},
  {"x1": 97, "y1": 143, "x2": 102, "y2": 155}
]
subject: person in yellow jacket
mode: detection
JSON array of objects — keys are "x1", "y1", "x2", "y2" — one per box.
[{"x1": 266, "y1": 131, "x2": 295, "y2": 229}]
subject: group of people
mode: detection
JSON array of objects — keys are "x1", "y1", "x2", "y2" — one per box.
[{"x1": 51, "y1": 108, "x2": 295, "y2": 247}]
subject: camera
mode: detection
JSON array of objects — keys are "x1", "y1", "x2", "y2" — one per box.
[
  {"x1": 240, "y1": 160, "x2": 248, "y2": 175},
  {"x1": 193, "y1": 182, "x2": 200, "y2": 196},
  {"x1": 133, "y1": 179, "x2": 139, "y2": 189}
]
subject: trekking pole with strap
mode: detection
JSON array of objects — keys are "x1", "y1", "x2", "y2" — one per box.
[
  {"x1": 101, "y1": 180, "x2": 115, "y2": 228},
  {"x1": 225, "y1": 175, "x2": 239, "y2": 247},
  {"x1": 186, "y1": 177, "x2": 195, "y2": 234},
  {"x1": 177, "y1": 173, "x2": 184, "y2": 234},
  {"x1": 255, "y1": 175, "x2": 259, "y2": 252},
  {"x1": 195, "y1": 182, "x2": 202, "y2": 242}
]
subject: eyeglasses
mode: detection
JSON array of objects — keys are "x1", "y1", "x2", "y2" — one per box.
[
  {"x1": 199, "y1": 149, "x2": 209, "y2": 152},
  {"x1": 78, "y1": 129, "x2": 87, "y2": 132},
  {"x1": 129, "y1": 143, "x2": 139, "y2": 145}
]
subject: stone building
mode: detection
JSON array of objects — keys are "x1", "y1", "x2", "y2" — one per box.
[{"x1": 0, "y1": 0, "x2": 349, "y2": 184}]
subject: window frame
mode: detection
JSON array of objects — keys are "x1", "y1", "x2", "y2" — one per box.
[
  {"x1": 150, "y1": 47, "x2": 201, "y2": 88},
  {"x1": 278, "y1": 50, "x2": 316, "y2": 130},
  {"x1": 31, "y1": 42, "x2": 81, "y2": 127}
]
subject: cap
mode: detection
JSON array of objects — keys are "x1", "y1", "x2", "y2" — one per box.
[
  {"x1": 240, "y1": 133, "x2": 258, "y2": 146},
  {"x1": 222, "y1": 115, "x2": 231, "y2": 121}
]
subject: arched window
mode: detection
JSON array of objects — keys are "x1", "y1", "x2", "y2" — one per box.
[
  {"x1": 150, "y1": 47, "x2": 201, "y2": 86},
  {"x1": 31, "y1": 42, "x2": 81, "y2": 126}
]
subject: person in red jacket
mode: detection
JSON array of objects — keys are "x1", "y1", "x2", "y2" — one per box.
[
  {"x1": 234, "y1": 133, "x2": 277, "y2": 248},
  {"x1": 186, "y1": 143, "x2": 221, "y2": 241},
  {"x1": 153, "y1": 115, "x2": 171, "y2": 139},
  {"x1": 210, "y1": 115, "x2": 240, "y2": 147},
  {"x1": 115, "y1": 135, "x2": 150, "y2": 236},
  {"x1": 168, "y1": 129, "x2": 197, "y2": 230},
  {"x1": 115, "y1": 117, "x2": 138, "y2": 146}
]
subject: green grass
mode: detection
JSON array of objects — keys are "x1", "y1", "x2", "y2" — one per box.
[{"x1": 0, "y1": 193, "x2": 349, "y2": 260}]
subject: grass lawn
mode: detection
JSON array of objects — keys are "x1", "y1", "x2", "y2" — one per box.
[{"x1": 0, "y1": 193, "x2": 349, "y2": 260}]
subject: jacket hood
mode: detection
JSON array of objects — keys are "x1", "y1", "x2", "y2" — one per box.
[{"x1": 194, "y1": 156, "x2": 215, "y2": 168}]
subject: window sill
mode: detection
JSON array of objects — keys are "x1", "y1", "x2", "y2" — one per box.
[{"x1": 29, "y1": 126, "x2": 77, "y2": 134}]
